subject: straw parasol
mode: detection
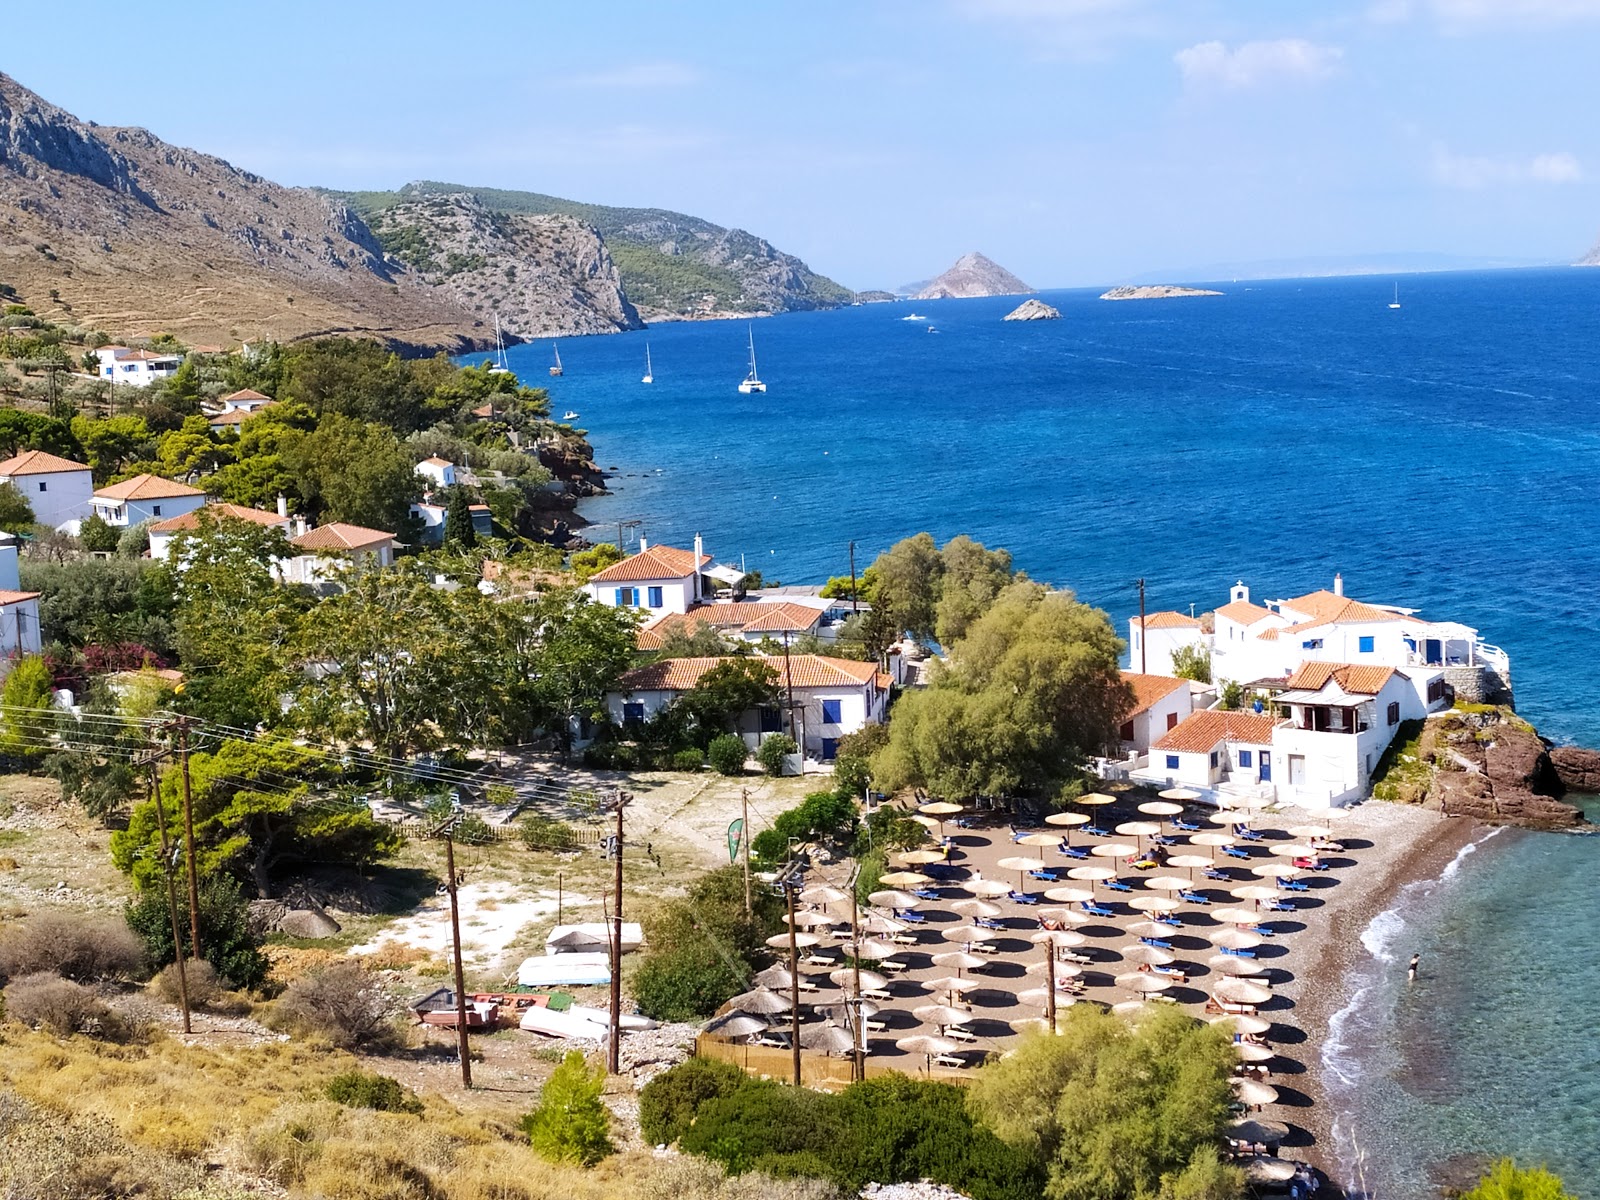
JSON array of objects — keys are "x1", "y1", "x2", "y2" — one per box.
[
  {"x1": 1233, "y1": 1079, "x2": 1280, "y2": 1107},
  {"x1": 1115, "y1": 972, "x2": 1173, "y2": 994},
  {"x1": 754, "y1": 965, "x2": 807, "y2": 991},
  {"x1": 818, "y1": 1000, "x2": 879, "y2": 1024},
  {"x1": 1012, "y1": 1012, "x2": 1074, "y2": 1033},
  {"x1": 1044, "y1": 885, "x2": 1096, "y2": 905},
  {"x1": 855, "y1": 938, "x2": 901, "y2": 960},
  {"x1": 727, "y1": 987, "x2": 793, "y2": 1014},
  {"x1": 1251, "y1": 862, "x2": 1298, "y2": 879},
  {"x1": 1270, "y1": 842, "x2": 1317, "y2": 857},
  {"x1": 913, "y1": 1003, "x2": 974, "y2": 1029},
  {"x1": 1209, "y1": 955, "x2": 1264, "y2": 976},
  {"x1": 1139, "y1": 800, "x2": 1184, "y2": 817},
  {"x1": 1307, "y1": 805, "x2": 1353, "y2": 821},
  {"x1": 1018, "y1": 987, "x2": 1079, "y2": 1008},
  {"x1": 1128, "y1": 895, "x2": 1181, "y2": 914},
  {"x1": 1236, "y1": 1041, "x2": 1276, "y2": 1063},
  {"x1": 785, "y1": 910, "x2": 834, "y2": 927},
  {"x1": 767, "y1": 931, "x2": 820, "y2": 950},
  {"x1": 1159, "y1": 788, "x2": 1201, "y2": 801},
  {"x1": 1122, "y1": 943, "x2": 1175, "y2": 966},
  {"x1": 1208, "y1": 809, "x2": 1253, "y2": 826},
  {"x1": 997, "y1": 855, "x2": 1048, "y2": 889},
  {"x1": 1230, "y1": 884, "x2": 1284, "y2": 903},
  {"x1": 1116, "y1": 820, "x2": 1162, "y2": 839},
  {"x1": 932, "y1": 950, "x2": 987, "y2": 973},
  {"x1": 1167, "y1": 853, "x2": 1215, "y2": 881},
  {"x1": 951, "y1": 898, "x2": 1003, "y2": 919},
  {"x1": 1025, "y1": 960, "x2": 1083, "y2": 979},
  {"x1": 1129, "y1": 919, "x2": 1181, "y2": 939},
  {"x1": 1076, "y1": 792, "x2": 1117, "y2": 806},
  {"x1": 1214, "y1": 906, "x2": 1262, "y2": 925},
  {"x1": 830, "y1": 968, "x2": 888, "y2": 993},
  {"x1": 878, "y1": 871, "x2": 933, "y2": 887},
  {"x1": 1244, "y1": 1159, "x2": 1299, "y2": 1185},
  {"x1": 1211, "y1": 928, "x2": 1263, "y2": 951},
  {"x1": 927, "y1": 975, "x2": 980, "y2": 997},
  {"x1": 705, "y1": 1011, "x2": 770, "y2": 1038},
  {"x1": 1144, "y1": 874, "x2": 1193, "y2": 892},
  {"x1": 801, "y1": 1023, "x2": 858, "y2": 1054},
  {"x1": 1212, "y1": 1013, "x2": 1274, "y2": 1036},
  {"x1": 896, "y1": 1033, "x2": 960, "y2": 1071},
  {"x1": 1067, "y1": 865, "x2": 1116, "y2": 882},
  {"x1": 1045, "y1": 811, "x2": 1091, "y2": 827},
  {"x1": 1016, "y1": 831, "x2": 1065, "y2": 847},
  {"x1": 964, "y1": 879, "x2": 1014, "y2": 898},
  {"x1": 1036, "y1": 906, "x2": 1091, "y2": 926},
  {"x1": 1090, "y1": 842, "x2": 1138, "y2": 858},
  {"x1": 910, "y1": 814, "x2": 942, "y2": 830},
  {"x1": 1189, "y1": 831, "x2": 1236, "y2": 848},
  {"x1": 1214, "y1": 978, "x2": 1272, "y2": 1004},
  {"x1": 1029, "y1": 928, "x2": 1087, "y2": 948},
  {"x1": 800, "y1": 884, "x2": 850, "y2": 905},
  {"x1": 943, "y1": 924, "x2": 999, "y2": 945},
  {"x1": 1228, "y1": 1116, "x2": 1290, "y2": 1142},
  {"x1": 868, "y1": 889, "x2": 922, "y2": 910},
  {"x1": 919, "y1": 801, "x2": 964, "y2": 816},
  {"x1": 1288, "y1": 824, "x2": 1333, "y2": 840},
  {"x1": 856, "y1": 914, "x2": 906, "y2": 935},
  {"x1": 896, "y1": 849, "x2": 947, "y2": 865}
]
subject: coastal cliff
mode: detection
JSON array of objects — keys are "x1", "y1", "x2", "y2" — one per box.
[
  {"x1": 1101, "y1": 285, "x2": 1223, "y2": 300},
  {"x1": 1003, "y1": 299, "x2": 1061, "y2": 321},
  {"x1": 915, "y1": 252, "x2": 1031, "y2": 299}
]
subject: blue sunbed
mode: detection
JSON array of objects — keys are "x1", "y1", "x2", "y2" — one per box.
[
  {"x1": 1221, "y1": 846, "x2": 1251, "y2": 860},
  {"x1": 1173, "y1": 818, "x2": 1201, "y2": 832},
  {"x1": 1104, "y1": 879, "x2": 1133, "y2": 893},
  {"x1": 1263, "y1": 899, "x2": 1296, "y2": 912},
  {"x1": 1081, "y1": 901, "x2": 1115, "y2": 918},
  {"x1": 912, "y1": 888, "x2": 942, "y2": 901},
  {"x1": 895, "y1": 909, "x2": 926, "y2": 923},
  {"x1": 1029, "y1": 869, "x2": 1060, "y2": 882},
  {"x1": 1139, "y1": 936, "x2": 1174, "y2": 949},
  {"x1": 1085, "y1": 825, "x2": 1111, "y2": 837},
  {"x1": 1277, "y1": 878, "x2": 1309, "y2": 892},
  {"x1": 1203, "y1": 868, "x2": 1230, "y2": 881},
  {"x1": 1178, "y1": 890, "x2": 1210, "y2": 905},
  {"x1": 1221, "y1": 946, "x2": 1256, "y2": 959}
]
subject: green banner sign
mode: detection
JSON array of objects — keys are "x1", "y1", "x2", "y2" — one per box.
[{"x1": 727, "y1": 818, "x2": 745, "y2": 864}]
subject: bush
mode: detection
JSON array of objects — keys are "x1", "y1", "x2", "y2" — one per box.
[
  {"x1": 0, "y1": 912, "x2": 146, "y2": 984},
  {"x1": 77, "y1": 513, "x2": 119, "y2": 554},
  {"x1": 634, "y1": 867, "x2": 782, "y2": 1022},
  {"x1": 639, "y1": 1057, "x2": 757, "y2": 1147},
  {"x1": 4, "y1": 972, "x2": 117, "y2": 1038},
  {"x1": 671, "y1": 748, "x2": 706, "y2": 772},
  {"x1": 325, "y1": 1070, "x2": 424, "y2": 1114},
  {"x1": 755, "y1": 734, "x2": 797, "y2": 777},
  {"x1": 521, "y1": 1050, "x2": 613, "y2": 1166},
  {"x1": 707, "y1": 734, "x2": 747, "y2": 776},
  {"x1": 115, "y1": 520, "x2": 151, "y2": 558},
  {"x1": 453, "y1": 813, "x2": 494, "y2": 845},
  {"x1": 125, "y1": 874, "x2": 268, "y2": 991},
  {"x1": 633, "y1": 941, "x2": 753, "y2": 1025},
  {"x1": 147, "y1": 958, "x2": 249, "y2": 1014},
  {"x1": 519, "y1": 813, "x2": 577, "y2": 851},
  {"x1": 272, "y1": 962, "x2": 398, "y2": 1051}
]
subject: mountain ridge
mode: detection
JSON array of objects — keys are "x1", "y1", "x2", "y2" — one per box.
[{"x1": 913, "y1": 252, "x2": 1031, "y2": 300}]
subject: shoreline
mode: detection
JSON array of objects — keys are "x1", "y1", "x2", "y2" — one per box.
[{"x1": 1284, "y1": 804, "x2": 1491, "y2": 1195}]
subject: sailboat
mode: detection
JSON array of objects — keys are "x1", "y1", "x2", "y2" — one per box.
[
  {"x1": 489, "y1": 314, "x2": 511, "y2": 374},
  {"x1": 641, "y1": 343, "x2": 654, "y2": 384},
  {"x1": 1388, "y1": 283, "x2": 1401, "y2": 310},
  {"x1": 737, "y1": 325, "x2": 765, "y2": 394},
  {"x1": 549, "y1": 342, "x2": 564, "y2": 377}
]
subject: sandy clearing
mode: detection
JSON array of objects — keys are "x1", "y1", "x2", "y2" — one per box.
[{"x1": 348, "y1": 881, "x2": 592, "y2": 972}]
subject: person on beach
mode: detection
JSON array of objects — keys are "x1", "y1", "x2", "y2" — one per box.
[{"x1": 1408, "y1": 953, "x2": 1420, "y2": 981}]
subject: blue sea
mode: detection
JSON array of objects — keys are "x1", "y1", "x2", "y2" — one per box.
[{"x1": 491, "y1": 268, "x2": 1600, "y2": 1195}]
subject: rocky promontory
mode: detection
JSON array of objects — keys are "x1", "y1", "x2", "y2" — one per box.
[
  {"x1": 1003, "y1": 299, "x2": 1061, "y2": 321},
  {"x1": 1100, "y1": 285, "x2": 1224, "y2": 301},
  {"x1": 915, "y1": 252, "x2": 1031, "y2": 299}
]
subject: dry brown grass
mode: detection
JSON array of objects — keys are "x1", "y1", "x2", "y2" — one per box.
[{"x1": 262, "y1": 944, "x2": 347, "y2": 984}]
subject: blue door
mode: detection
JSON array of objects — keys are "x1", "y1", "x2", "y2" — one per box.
[
  {"x1": 821, "y1": 738, "x2": 838, "y2": 761},
  {"x1": 1259, "y1": 754, "x2": 1272, "y2": 782},
  {"x1": 1425, "y1": 638, "x2": 1442, "y2": 665}
]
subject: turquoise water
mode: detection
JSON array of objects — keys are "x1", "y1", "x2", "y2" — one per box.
[{"x1": 489, "y1": 269, "x2": 1600, "y2": 1193}]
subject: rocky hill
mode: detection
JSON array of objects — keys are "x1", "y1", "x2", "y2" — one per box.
[
  {"x1": 360, "y1": 192, "x2": 642, "y2": 338},
  {"x1": 0, "y1": 72, "x2": 484, "y2": 353},
  {"x1": 342, "y1": 182, "x2": 850, "y2": 322},
  {"x1": 1578, "y1": 236, "x2": 1600, "y2": 266},
  {"x1": 914, "y1": 253, "x2": 1031, "y2": 300}
]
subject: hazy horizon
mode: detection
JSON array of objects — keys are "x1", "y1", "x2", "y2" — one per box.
[{"x1": 9, "y1": 0, "x2": 1600, "y2": 289}]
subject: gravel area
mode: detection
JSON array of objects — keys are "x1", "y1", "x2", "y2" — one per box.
[{"x1": 861, "y1": 1183, "x2": 973, "y2": 1200}]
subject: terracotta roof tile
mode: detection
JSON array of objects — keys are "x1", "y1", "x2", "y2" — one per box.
[
  {"x1": 1154, "y1": 710, "x2": 1281, "y2": 753},
  {"x1": 617, "y1": 654, "x2": 878, "y2": 693},
  {"x1": 221, "y1": 389, "x2": 271, "y2": 403},
  {"x1": 1278, "y1": 590, "x2": 1404, "y2": 630},
  {"x1": 1133, "y1": 610, "x2": 1201, "y2": 630},
  {"x1": 291, "y1": 522, "x2": 394, "y2": 552},
  {"x1": 149, "y1": 504, "x2": 288, "y2": 534},
  {"x1": 0, "y1": 589, "x2": 42, "y2": 605},
  {"x1": 1122, "y1": 671, "x2": 1189, "y2": 716},
  {"x1": 0, "y1": 449, "x2": 90, "y2": 476},
  {"x1": 1214, "y1": 601, "x2": 1275, "y2": 625},
  {"x1": 1283, "y1": 662, "x2": 1396, "y2": 695},
  {"x1": 93, "y1": 474, "x2": 205, "y2": 501},
  {"x1": 589, "y1": 544, "x2": 710, "y2": 584}
]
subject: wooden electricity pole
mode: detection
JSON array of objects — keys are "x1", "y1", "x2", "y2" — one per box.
[
  {"x1": 1137, "y1": 578, "x2": 1147, "y2": 676},
  {"x1": 144, "y1": 755, "x2": 191, "y2": 1034},
  {"x1": 429, "y1": 815, "x2": 473, "y2": 1089},
  {"x1": 850, "y1": 883, "x2": 865, "y2": 1082},
  {"x1": 785, "y1": 881, "x2": 801, "y2": 1086},
  {"x1": 741, "y1": 788, "x2": 752, "y2": 919},
  {"x1": 607, "y1": 791, "x2": 631, "y2": 1076},
  {"x1": 1043, "y1": 939, "x2": 1058, "y2": 1035},
  {"x1": 175, "y1": 718, "x2": 202, "y2": 959}
]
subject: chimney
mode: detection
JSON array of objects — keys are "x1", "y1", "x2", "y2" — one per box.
[
  {"x1": 276, "y1": 493, "x2": 288, "y2": 518},
  {"x1": 638, "y1": 535, "x2": 648, "y2": 552},
  {"x1": 1334, "y1": 572, "x2": 1344, "y2": 597},
  {"x1": 1230, "y1": 580, "x2": 1249, "y2": 604}
]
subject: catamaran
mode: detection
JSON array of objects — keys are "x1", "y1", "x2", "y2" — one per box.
[
  {"x1": 489, "y1": 314, "x2": 511, "y2": 374},
  {"x1": 738, "y1": 325, "x2": 765, "y2": 394},
  {"x1": 549, "y1": 342, "x2": 564, "y2": 377},
  {"x1": 1389, "y1": 283, "x2": 1401, "y2": 310},
  {"x1": 642, "y1": 343, "x2": 654, "y2": 384}
]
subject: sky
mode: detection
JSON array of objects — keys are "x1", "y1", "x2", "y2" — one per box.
[{"x1": 7, "y1": 0, "x2": 1600, "y2": 288}]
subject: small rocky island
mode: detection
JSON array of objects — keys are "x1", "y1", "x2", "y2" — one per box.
[
  {"x1": 915, "y1": 252, "x2": 1031, "y2": 299},
  {"x1": 1003, "y1": 299, "x2": 1061, "y2": 321},
  {"x1": 1100, "y1": 285, "x2": 1224, "y2": 301}
]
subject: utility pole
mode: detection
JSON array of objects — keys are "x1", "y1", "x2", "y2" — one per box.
[
  {"x1": 848, "y1": 541, "x2": 859, "y2": 614},
  {"x1": 557, "y1": 871, "x2": 564, "y2": 927},
  {"x1": 850, "y1": 882, "x2": 865, "y2": 1082},
  {"x1": 781, "y1": 632, "x2": 798, "y2": 744},
  {"x1": 784, "y1": 881, "x2": 801, "y2": 1086},
  {"x1": 175, "y1": 718, "x2": 202, "y2": 959},
  {"x1": 1043, "y1": 938, "x2": 1058, "y2": 1035},
  {"x1": 607, "y1": 791, "x2": 631, "y2": 1075},
  {"x1": 741, "y1": 788, "x2": 752, "y2": 919},
  {"x1": 1136, "y1": 578, "x2": 1147, "y2": 676},
  {"x1": 144, "y1": 755, "x2": 190, "y2": 1034},
  {"x1": 433, "y1": 817, "x2": 473, "y2": 1089}
]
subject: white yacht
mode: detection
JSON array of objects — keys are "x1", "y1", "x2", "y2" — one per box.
[
  {"x1": 1389, "y1": 283, "x2": 1401, "y2": 310},
  {"x1": 738, "y1": 325, "x2": 766, "y2": 394},
  {"x1": 489, "y1": 314, "x2": 512, "y2": 374},
  {"x1": 642, "y1": 343, "x2": 654, "y2": 384}
]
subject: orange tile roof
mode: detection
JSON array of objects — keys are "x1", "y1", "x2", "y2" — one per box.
[
  {"x1": 149, "y1": 503, "x2": 288, "y2": 534},
  {"x1": 1214, "y1": 601, "x2": 1275, "y2": 625},
  {"x1": 207, "y1": 408, "x2": 266, "y2": 426},
  {"x1": 636, "y1": 602, "x2": 824, "y2": 649},
  {"x1": 221, "y1": 388, "x2": 271, "y2": 403},
  {"x1": 0, "y1": 449, "x2": 90, "y2": 476},
  {"x1": 1283, "y1": 662, "x2": 1396, "y2": 695},
  {"x1": 1133, "y1": 610, "x2": 1201, "y2": 630},
  {"x1": 1121, "y1": 671, "x2": 1189, "y2": 716},
  {"x1": 291, "y1": 522, "x2": 394, "y2": 552},
  {"x1": 420, "y1": 456, "x2": 453, "y2": 467},
  {"x1": 94, "y1": 474, "x2": 205, "y2": 501},
  {"x1": 0, "y1": 589, "x2": 42, "y2": 605},
  {"x1": 617, "y1": 654, "x2": 878, "y2": 693},
  {"x1": 1277, "y1": 590, "x2": 1404, "y2": 632},
  {"x1": 1154, "y1": 709, "x2": 1281, "y2": 753},
  {"x1": 589, "y1": 544, "x2": 710, "y2": 584},
  {"x1": 875, "y1": 671, "x2": 894, "y2": 690}
]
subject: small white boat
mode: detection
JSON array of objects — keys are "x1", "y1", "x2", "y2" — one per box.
[
  {"x1": 1388, "y1": 283, "x2": 1401, "y2": 310},
  {"x1": 489, "y1": 314, "x2": 512, "y2": 374},
  {"x1": 927, "y1": 326, "x2": 938, "y2": 334},
  {"x1": 642, "y1": 343, "x2": 653, "y2": 384},
  {"x1": 549, "y1": 342, "x2": 564, "y2": 377},
  {"x1": 738, "y1": 324, "x2": 766, "y2": 393},
  {"x1": 562, "y1": 410, "x2": 580, "y2": 421},
  {"x1": 901, "y1": 313, "x2": 928, "y2": 321}
]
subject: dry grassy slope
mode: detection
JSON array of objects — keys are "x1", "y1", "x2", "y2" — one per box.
[{"x1": 0, "y1": 72, "x2": 484, "y2": 353}]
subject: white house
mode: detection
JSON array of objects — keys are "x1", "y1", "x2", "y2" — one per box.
[
  {"x1": 0, "y1": 449, "x2": 94, "y2": 530},
  {"x1": 636, "y1": 601, "x2": 823, "y2": 651},
  {"x1": 585, "y1": 537, "x2": 711, "y2": 617},
  {"x1": 1128, "y1": 611, "x2": 1204, "y2": 677},
  {"x1": 606, "y1": 653, "x2": 890, "y2": 762},
  {"x1": 283, "y1": 522, "x2": 396, "y2": 587},
  {"x1": 1116, "y1": 672, "x2": 1194, "y2": 755},
  {"x1": 0, "y1": 535, "x2": 42, "y2": 661},
  {"x1": 93, "y1": 346, "x2": 183, "y2": 385},
  {"x1": 409, "y1": 500, "x2": 493, "y2": 545},
  {"x1": 147, "y1": 502, "x2": 294, "y2": 563},
  {"x1": 414, "y1": 457, "x2": 457, "y2": 489},
  {"x1": 90, "y1": 475, "x2": 207, "y2": 528},
  {"x1": 217, "y1": 388, "x2": 275, "y2": 414},
  {"x1": 1143, "y1": 709, "x2": 1281, "y2": 796}
]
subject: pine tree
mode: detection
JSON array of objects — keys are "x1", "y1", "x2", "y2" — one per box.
[
  {"x1": 521, "y1": 1051, "x2": 613, "y2": 1166},
  {"x1": 443, "y1": 488, "x2": 476, "y2": 547}
]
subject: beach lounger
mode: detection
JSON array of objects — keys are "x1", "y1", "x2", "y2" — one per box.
[
  {"x1": 1081, "y1": 902, "x2": 1115, "y2": 917},
  {"x1": 1296, "y1": 858, "x2": 1331, "y2": 871},
  {"x1": 865, "y1": 1018, "x2": 887, "y2": 1033},
  {"x1": 970, "y1": 941, "x2": 1000, "y2": 955},
  {"x1": 1029, "y1": 870, "x2": 1061, "y2": 882},
  {"x1": 862, "y1": 987, "x2": 893, "y2": 1001},
  {"x1": 1277, "y1": 878, "x2": 1309, "y2": 892},
  {"x1": 1173, "y1": 818, "x2": 1201, "y2": 832},
  {"x1": 895, "y1": 909, "x2": 927, "y2": 923},
  {"x1": 975, "y1": 916, "x2": 1005, "y2": 929},
  {"x1": 890, "y1": 932, "x2": 919, "y2": 946},
  {"x1": 879, "y1": 959, "x2": 909, "y2": 973},
  {"x1": 1061, "y1": 845, "x2": 1090, "y2": 859},
  {"x1": 1203, "y1": 868, "x2": 1230, "y2": 881},
  {"x1": 1221, "y1": 946, "x2": 1256, "y2": 959},
  {"x1": 1085, "y1": 825, "x2": 1111, "y2": 837},
  {"x1": 934, "y1": 1053, "x2": 968, "y2": 1069},
  {"x1": 757, "y1": 1034, "x2": 790, "y2": 1048},
  {"x1": 1104, "y1": 879, "x2": 1133, "y2": 892},
  {"x1": 1151, "y1": 966, "x2": 1188, "y2": 981},
  {"x1": 953, "y1": 817, "x2": 974, "y2": 829},
  {"x1": 803, "y1": 952, "x2": 838, "y2": 967},
  {"x1": 1139, "y1": 936, "x2": 1174, "y2": 949},
  {"x1": 946, "y1": 1026, "x2": 978, "y2": 1043},
  {"x1": 1009, "y1": 891, "x2": 1041, "y2": 904},
  {"x1": 1178, "y1": 890, "x2": 1210, "y2": 905},
  {"x1": 1154, "y1": 914, "x2": 1182, "y2": 928},
  {"x1": 1151, "y1": 834, "x2": 1177, "y2": 846},
  {"x1": 912, "y1": 888, "x2": 942, "y2": 901},
  {"x1": 1221, "y1": 846, "x2": 1251, "y2": 860},
  {"x1": 1237, "y1": 828, "x2": 1264, "y2": 841},
  {"x1": 1262, "y1": 899, "x2": 1296, "y2": 912}
]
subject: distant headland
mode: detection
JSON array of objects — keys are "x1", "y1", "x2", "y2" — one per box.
[{"x1": 1100, "y1": 285, "x2": 1224, "y2": 301}]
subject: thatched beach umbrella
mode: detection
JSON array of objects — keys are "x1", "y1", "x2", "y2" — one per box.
[
  {"x1": 913, "y1": 1003, "x2": 974, "y2": 1030},
  {"x1": 1127, "y1": 895, "x2": 1181, "y2": 914},
  {"x1": 1270, "y1": 842, "x2": 1318, "y2": 858},
  {"x1": 1208, "y1": 809, "x2": 1253, "y2": 826},
  {"x1": 830, "y1": 968, "x2": 888, "y2": 994},
  {"x1": 1288, "y1": 824, "x2": 1333, "y2": 840},
  {"x1": 1035, "y1": 906, "x2": 1091, "y2": 926},
  {"x1": 854, "y1": 938, "x2": 901, "y2": 960},
  {"x1": 1129, "y1": 919, "x2": 1180, "y2": 940},
  {"x1": 705, "y1": 1011, "x2": 769, "y2": 1038},
  {"x1": 1122, "y1": 943, "x2": 1175, "y2": 966},
  {"x1": 1090, "y1": 842, "x2": 1138, "y2": 858},
  {"x1": 1158, "y1": 788, "x2": 1200, "y2": 802},
  {"x1": 964, "y1": 879, "x2": 1013, "y2": 898},
  {"x1": 1189, "y1": 832, "x2": 1235, "y2": 852},
  {"x1": 1250, "y1": 862, "x2": 1298, "y2": 879},
  {"x1": 1244, "y1": 1159, "x2": 1299, "y2": 1184},
  {"x1": 727, "y1": 986, "x2": 793, "y2": 1014},
  {"x1": 896, "y1": 1033, "x2": 960, "y2": 1072},
  {"x1": 856, "y1": 914, "x2": 906, "y2": 936},
  {"x1": 878, "y1": 871, "x2": 932, "y2": 888},
  {"x1": 919, "y1": 801, "x2": 964, "y2": 816},
  {"x1": 868, "y1": 889, "x2": 922, "y2": 910},
  {"x1": 1235, "y1": 1041, "x2": 1276, "y2": 1063},
  {"x1": 1066, "y1": 865, "x2": 1116, "y2": 882},
  {"x1": 755, "y1": 965, "x2": 806, "y2": 992},
  {"x1": 1016, "y1": 831, "x2": 1064, "y2": 848},
  {"x1": 1209, "y1": 955, "x2": 1264, "y2": 977},
  {"x1": 927, "y1": 975, "x2": 980, "y2": 997},
  {"x1": 910, "y1": 814, "x2": 942, "y2": 831},
  {"x1": 1215, "y1": 978, "x2": 1272, "y2": 1005},
  {"x1": 896, "y1": 848, "x2": 947, "y2": 865},
  {"x1": 785, "y1": 910, "x2": 833, "y2": 928},
  {"x1": 1076, "y1": 792, "x2": 1117, "y2": 806},
  {"x1": 1144, "y1": 874, "x2": 1193, "y2": 892},
  {"x1": 818, "y1": 999, "x2": 879, "y2": 1024},
  {"x1": 1026, "y1": 960, "x2": 1083, "y2": 980},
  {"x1": 1044, "y1": 885, "x2": 1096, "y2": 905},
  {"x1": 942, "y1": 924, "x2": 998, "y2": 945},
  {"x1": 1138, "y1": 800, "x2": 1184, "y2": 818},
  {"x1": 951, "y1": 898, "x2": 1003, "y2": 919},
  {"x1": 1229, "y1": 885, "x2": 1284, "y2": 903},
  {"x1": 767, "y1": 931, "x2": 820, "y2": 950},
  {"x1": 801, "y1": 1023, "x2": 857, "y2": 1055},
  {"x1": 1211, "y1": 928, "x2": 1264, "y2": 951},
  {"x1": 932, "y1": 950, "x2": 986, "y2": 974},
  {"x1": 1233, "y1": 1078, "x2": 1279, "y2": 1107},
  {"x1": 1212, "y1": 1013, "x2": 1273, "y2": 1036},
  {"x1": 801, "y1": 884, "x2": 850, "y2": 905},
  {"x1": 1029, "y1": 928, "x2": 1087, "y2": 949},
  {"x1": 1045, "y1": 811, "x2": 1091, "y2": 827},
  {"x1": 1116, "y1": 820, "x2": 1161, "y2": 841},
  {"x1": 1115, "y1": 972, "x2": 1173, "y2": 995},
  {"x1": 1213, "y1": 906, "x2": 1262, "y2": 925},
  {"x1": 1228, "y1": 1117, "x2": 1290, "y2": 1143},
  {"x1": 997, "y1": 855, "x2": 1048, "y2": 891}
]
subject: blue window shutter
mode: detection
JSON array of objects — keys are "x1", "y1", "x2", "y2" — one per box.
[
  {"x1": 1358, "y1": 635, "x2": 1374, "y2": 653},
  {"x1": 1238, "y1": 750, "x2": 1252, "y2": 767},
  {"x1": 614, "y1": 588, "x2": 625, "y2": 606},
  {"x1": 1165, "y1": 755, "x2": 1180, "y2": 770},
  {"x1": 822, "y1": 699, "x2": 842, "y2": 724},
  {"x1": 648, "y1": 586, "x2": 663, "y2": 607}
]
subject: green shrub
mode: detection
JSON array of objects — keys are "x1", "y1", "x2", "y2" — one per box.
[
  {"x1": 634, "y1": 866, "x2": 781, "y2": 1022},
  {"x1": 671, "y1": 748, "x2": 706, "y2": 772},
  {"x1": 78, "y1": 513, "x2": 119, "y2": 554},
  {"x1": 707, "y1": 734, "x2": 747, "y2": 776},
  {"x1": 521, "y1": 1050, "x2": 613, "y2": 1166},
  {"x1": 453, "y1": 814, "x2": 494, "y2": 845},
  {"x1": 125, "y1": 875, "x2": 268, "y2": 991},
  {"x1": 755, "y1": 734, "x2": 797, "y2": 777},
  {"x1": 1459, "y1": 1159, "x2": 1577, "y2": 1200},
  {"x1": 325, "y1": 1070, "x2": 424, "y2": 1114},
  {"x1": 679, "y1": 1078, "x2": 837, "y2": 1177},
  {"x1": 520, "y1": 813, "x2": 577, "y2": 851},
  {"x1": 638, "y1": 1057, "x2": 751, "y2": 1146}
]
